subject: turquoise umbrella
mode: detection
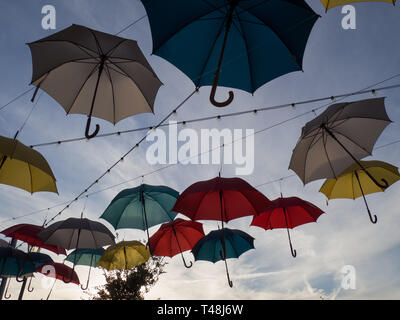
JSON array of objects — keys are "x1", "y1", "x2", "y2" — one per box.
[
  {"x1": 65, "y1": 248, "x2": 104, "y2": 290},
  {"x1": 191, "y1": 228, "x2": 255, "y2": 287},
  {"x1": 100, "y1": 184, "x2": 179, "y2": 252}
]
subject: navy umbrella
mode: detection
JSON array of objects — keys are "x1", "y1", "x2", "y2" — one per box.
[{"x1": 140, "y1": 0, "x2": 319, "y2": 107}]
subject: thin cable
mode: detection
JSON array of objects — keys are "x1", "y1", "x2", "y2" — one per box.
[
  {"x1": 0, "y1": 88, "x2": 35, "y2": 113},
  {"x1": 115, "y1": 14, "x2": 147, "y2": 36}
]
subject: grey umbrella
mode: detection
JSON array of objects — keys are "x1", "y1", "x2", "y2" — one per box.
[
  {"x1": 38, "y1": 217, "x2": 115, "y2": 284},
  {"x1": 289, "y1": 98, "x2": 392, "y2": 192},
  {"x1": 28, "y1": 24, "x2": 162, "y2": 139}
]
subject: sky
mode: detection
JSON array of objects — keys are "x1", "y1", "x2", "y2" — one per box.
[{"x1": 0, "y1": 0, "x2": 400, "y2": 300}]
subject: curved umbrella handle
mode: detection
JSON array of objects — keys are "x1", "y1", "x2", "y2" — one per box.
[
  {"x1": 27, "y1": 277, "x2": 34, "y2": 292},
  {"x1": 4, "y1": 278, "x2": 11, "y2": 299},
  {"x1": 219, "y1": 250, "x2": 233, "y2": 288},
  {"x1": 85, "y1": 116, "x2": 100, "y2": 139},
  {"x1": 182, "y1": 254, "x2": 193, "y2": 269},
  {"x1": 210, "y1": 83, "x2": 234, "y2": 108},
  {"x1": 16, "y1": 272, "x2": 25, "y2": 283},
  {"x1": 289, "y1": 242, "x2": 297, "y2": 258}
]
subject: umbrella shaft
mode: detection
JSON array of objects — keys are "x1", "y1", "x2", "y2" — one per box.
[{"x1": 89, "y1": 59, "x2": 106, "y2": 118}]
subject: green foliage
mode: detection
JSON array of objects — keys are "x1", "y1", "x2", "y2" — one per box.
[{"x1": 93, "y1": 256, "x2": 166, "y2": 300}]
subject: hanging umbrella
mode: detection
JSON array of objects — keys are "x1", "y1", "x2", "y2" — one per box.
[
  {"x1": 100, "y1": 184, "x2": 179, "y2": 252},
  {"x1": 28, "y1": 252, "x2": 53, "y2": 268},
  {"x1": 320, "y1": 160, "x2": 400, "y2": 224},
  {"x1": 173, "y1": 176, "x2": 271, "y2": 224},
  {"x1": 0, "y1": 135, "x2": 57, "y2": 193},
  {"x1": 1, "y1": 224, "x2": 67, "y2": 255},
  {"x1": 28, "y1": 24, "x2": 162, "y2": 139},
  {"x1": 289, "y1": 98, "x2": 392, "y2": 189},
  {"x1": 0, "y1": 247, "x2": 35, "y2": 278},
  {"x1": 321, "y1": 0, "x2": 395, "y2": 11},
  {"x1": 36, "y1": 262, "x2": 80, "y2": 285},
  {"x1": 140, "y1": 0, "x2": 319, "y2": 107},
  {"x1": 192, "y1": 228, "x2": 254, "y2": 287},
  {"x1": 97, "y1": 241, "x2": 150, "y2": 271},
  {"x1": 148, "y1": 218, "x2": 205, "y2": 268},
  {"x1": 250, "y1": 196, "x2": 324, "y2": 257},
  {"x1": 65, "y1": 248, "x2": 104, "y2": 290},
  {"x1": 38, "y1": 218, "x2": 115, "y2": 283}
]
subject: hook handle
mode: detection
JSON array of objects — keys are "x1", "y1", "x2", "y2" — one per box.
[
  {"x1": 16, "y1": 271, "x2": 25, "y2": 283},
  {"x1": 4, "y1": 278, "x2": 11, "y2": 299},
  {"x1": 289, "y1": 242, "x2": 297, "y2": 258},
  {"x1": 182, "y1": 254, "x2": 193, "y2": 269},
  {"x1": 85, "y1": 116, "x2": 100, "y2": 139},
  {"x1": 219, "y1": 250, "x2": 233, "y2": 288},
  {"x1": 355, "y1": 171, "x2": 378, "y2": 224},
  {"x1": 209, "y1": 85, "x2": 234, "y2": 108},
  {"x1": 27, "y1": 277, "x2": 34, "y2": 292}
]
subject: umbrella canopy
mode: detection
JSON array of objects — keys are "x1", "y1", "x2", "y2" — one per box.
[
  {"x1": 251, "y1": 196, "x2": 324, "y2": 257},
  {"x1": 192, "y1": 228, "x2": 254, "y2": 287},
  {"x1": 97, "y1": 241, "x2": 151, "y2": 271},
  {"x1": 289, "y1": 98, "x2": 392, "y2": 187},
  {"x1": 320, "y1": 160, "x2": 400, "y2": 223},
  {"x1": 140, "y1": 0, "x2": 319, "y2": 107},
  {"x1": 28, "y1": 24, "x2": 162, "y2": 139},
  {"x1": 0, "y1": 136, "x2": 57, "y2": 194},
  {"x1": 149, "y1": 218, "x2": 205, "y2": 268},
  {"x1": 321, "y1": 0, "x2": 395, "y2": 11},
  {"x1": 1, "y1": 224, "x2": 67, "y2": 255},
  {"x1": 36, "y1": 262, "x2": 80, "y2": 285},
  {"x1": 27, "y1": 252, "x2": 54, "y2": 268},
  {"x1": 0, "y1": 247, "x2": 35, "y2": 277},
  {"x1": 38, "y1": 218, "x2": 115, "y2": 250},
  {"x1": 173, "y1": 176, "x2": 271, "y2": 223}
]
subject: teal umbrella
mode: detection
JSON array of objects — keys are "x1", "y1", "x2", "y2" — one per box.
[
  {"x1": 0, "y1": 247, "x2": 35, "y2": 278},
  {"x1": 192, "y1": 228, "x2": 255, "y2": 287},
  {"x1": 65, "y1": 248, "x2": 104, "y2": 290},
  {"x1": 100, "y1": 184, "x2": 179, "y2": 252}
]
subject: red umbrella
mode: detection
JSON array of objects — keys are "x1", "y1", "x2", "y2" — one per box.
[
  {"x1": 173, "y1": 176, "x2": 271, "y2": 223},
  {"x1": 173, "y1": 175, "x2": 271, "y2": 287},
  {"x1": 36, "y1": 262, "x2": 80, "y2": 285},
  {"x1": 251, "y1": 196, "x2": 324, "y2": 258},
  {"x1": 148, "y1": 218, "x2": 205, "y2": 268},
  {"x1": 1, "y1": 224, "x2": 67, "y2": 255}
]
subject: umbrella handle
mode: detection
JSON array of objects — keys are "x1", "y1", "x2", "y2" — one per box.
[
  {"x1": 85, "y1": 116, "x2": 100, "y2": 139},
  {"x1": 219, "y1": 250, "x2": 233, "y2": 288},
  {"x1": 289, "y1": 242, "x2": 297, "y2": 258},
  {"x1": 182, "y1": 254, "x2": 193, "y2": 269},
  {"x1": 80, "y1": 256, "x2": 93, "y2": 290},
  {"x1": 16, "y1": 272, "x2": 25, "y2": 283},
  {"x1": 210, "y1": 84, "x2": 234, "y2": 108},
  {"x1": 4, "y1": 279, "x2": 11, "y2": 299},
  {"x1": 355, "y1": 171, "x2": 378, "y2": 224},
  {"x1": 27, "y1": 277, "x2": 34, "y2": 293}
]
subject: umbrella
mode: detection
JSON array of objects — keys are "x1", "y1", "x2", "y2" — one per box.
[
  {"x1": 0, "y1": 135, "x2": 57, "y2": 194},
  {"x1": 38, "y1": 218, "x2": 115, "y2": 283},
  {"x1": 250, "y1": 196, "x2": 324, "y2": 257},
  {"x1": 65, "y1": 248, "x2": 104, "y2": 290},
  {"x1": 1, "y1": 223, "x2": 67, "y2": 255},
  {"x1": 320, "y1": 160, "x2": 400, "y2": 224},
  {"x1": 321, "y1": 0, "x2": 395, "y2": 11},
  {"x1": 28, "y1": 24, "x2": 162, "y2": 139},
  {"x1": 148, "y1": 218, "x2": 205, "y2": 268},
  {"x1": 289, "y1": 98, "x2": 392, "y2": 188},
  {"x1": 36, "y1": 262, "x2": 80, "y2": 285},
  {"x1": 0, "y1": 247, "x2": 35, "y2": 278},
  {"x1": 100, "y1": 184, "x2": 179, "y2": 252},
  {"x1": 140, "y1": 0, "x2": 319, "y2": 107},
  {"x1": 192, "y1": 228, "x2": 254, "y2": 287},
  {"x1": 97, "y1": 241, "x2": 151, "y2": 271}
]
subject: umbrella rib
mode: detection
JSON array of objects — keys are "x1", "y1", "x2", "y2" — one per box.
[
  {"x1": 329, "y1": 127, "x2": 373, "y2": 156},
  {"x1": 234, "y1": 7, "x2": 255, "y2": 93},
  {"x1": 302, "y1": 126, "x2": 323, "y2": 183},
  {"x1": 322, "y1": 131, "x2": 337, "y2": 179}
]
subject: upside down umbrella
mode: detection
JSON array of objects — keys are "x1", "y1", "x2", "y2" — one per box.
[
  {"x1": 97, "y1": 241, "x2": 151, "y2": 271},
  {"x1": 289, "y1": 98, "x2": 392, "y2": 189},
  {"x1": 100, "y1": 184, "x2": 179, "y2": 253},
  {"x1": 251, "y1": 196, "x2": 324, "y2": 257},
  {"x1": 28, "y1": 24, "x2": 162, "y2": 139},
  {"x1": 65, "y1": 248, "x2": 104, "y2": 290},
  {"x1": 36, "y1": 262, "x2": 80, "y2": 285},
  {"x1": 320, "y1": 160, "x2": 400, "y2": 224},
  {"x1": 1, "y1": 224, "x2": 66, "y2": 255},
  {"x1": 173, "y1": 175, "x2": 270, "y2": 286},
  {"x1": 38, "y1": 217, "x2": 115, "y2": 283},
  {"x1": 0, "y1": 135, "x2": 57, "y2": 194},
  {"x1": 148, "y1": 218, "x2": 205, "y2": 268},
  {"x1": 192, "y1": 228, "x2": 254, "y2": 287},
  {"x1": 320, "y1": 0, "x2": 395, "y2": 11},
  {"x1": 140, "y1": 0, "x2": 319, "y2": 107}
]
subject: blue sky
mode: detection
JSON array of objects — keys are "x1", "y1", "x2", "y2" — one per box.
[{"x1": 0, "y1": 0, "x2": 400, "y2": 299}]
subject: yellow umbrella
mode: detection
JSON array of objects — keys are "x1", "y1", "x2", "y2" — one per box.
[
  {"x1": 320, "y1": 160, "x2": 400, "y2": 224},
  {"x1": 97, "y1": 241, "x2": 150, "y2": 271},
  {"x1": 321, "y1": 0, "x2": 396, "y2": 11},
  {"x1": 0, "y1": 135, "x2": 57, "y2": 194}
]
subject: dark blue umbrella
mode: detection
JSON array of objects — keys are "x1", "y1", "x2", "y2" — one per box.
[
  {"x1": 0, "y1": 247, "x2": 35, "y2": 278},
  {"x1": 140, "y1": 0, "x2": 319, "y2": 107},
  {"x1": 28, "y1": 252, "x2": 53, "y2": 268},
  {"x1": 192, "y1": 228, "x2": 255, "y2": 287}
]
